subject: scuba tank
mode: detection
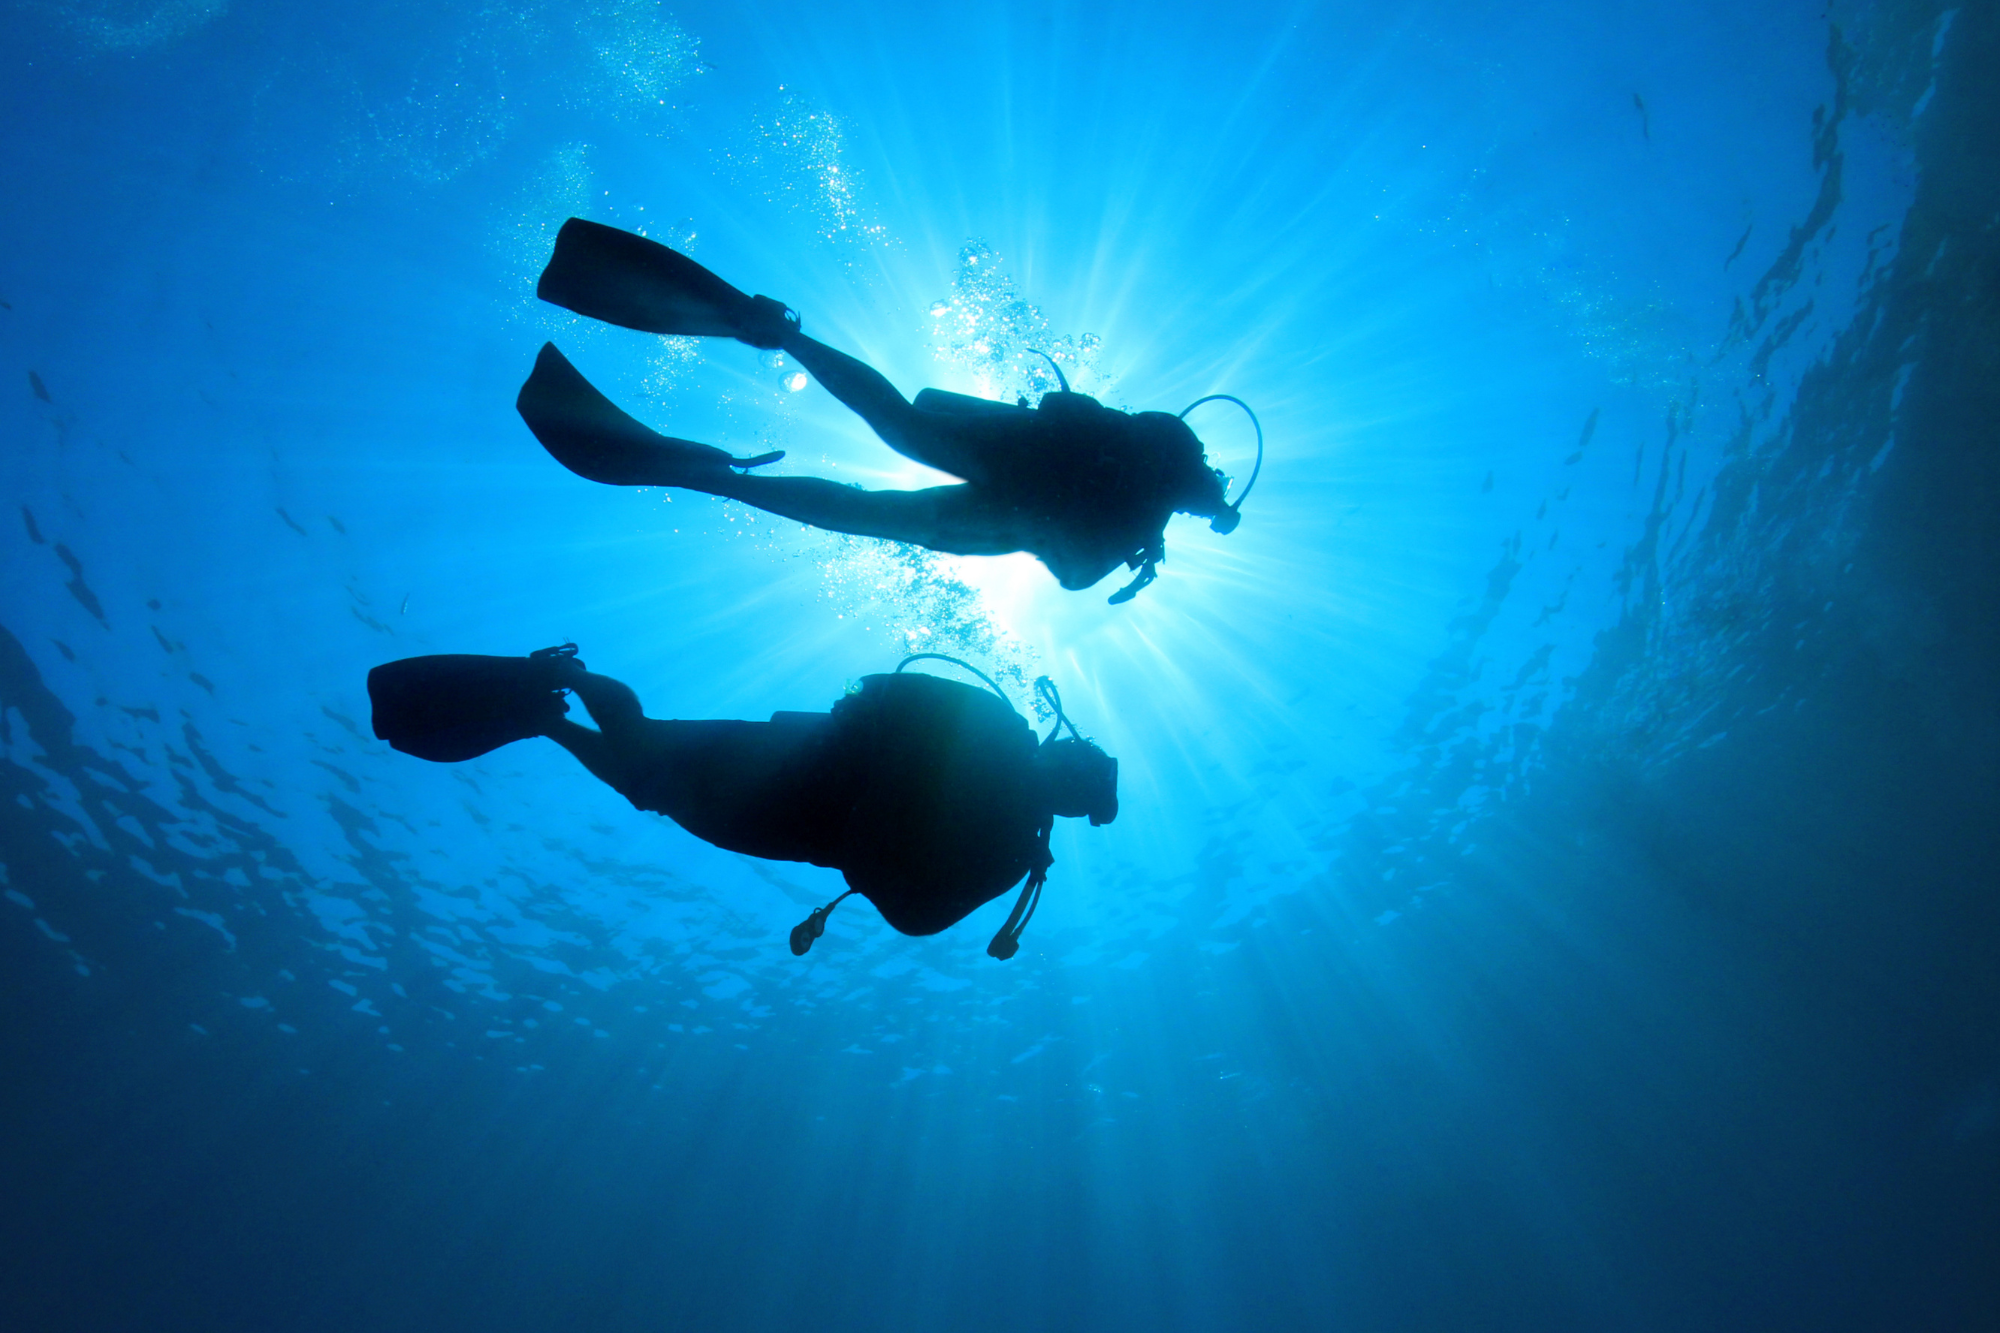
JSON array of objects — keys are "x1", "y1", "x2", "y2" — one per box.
[{"x1": 787, "y1": 654, "x2": 1114, "y2": 961}]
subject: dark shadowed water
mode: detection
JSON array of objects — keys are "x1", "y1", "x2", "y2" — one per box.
[{"x1": 3, "y1": 1, "x2": 1995, "y2": 1329}]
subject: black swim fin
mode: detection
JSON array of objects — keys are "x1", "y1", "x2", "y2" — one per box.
[
  {"x1": 368, "y1": 646, "x2": 577, "y2": 763},
  {"x1": 517, "y1": 343, "x2": 785, "y2": 484},
  {"x1": 537, "y1": 218, "x2": 797, "y2": 348}
]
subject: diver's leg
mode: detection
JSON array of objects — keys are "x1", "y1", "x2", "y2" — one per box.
[
  {"x1": 698, "y1": 475, "x2": 1026, "y2": 556},
  {"x1": 778, "y1": 331, "x2": 999, "y2": 485},
  {"x1": 551, "y1": 704, "x2": 845, "y2": 865},
  {"x1": 566, "y1": 668, "x2": 645, "y2": 733},
  {"x1": 544, "y1": 717, "x2": 630, "y2": 791},
  {"x1": 540, "y1": 668, "x2": 655, "y2": 793}
]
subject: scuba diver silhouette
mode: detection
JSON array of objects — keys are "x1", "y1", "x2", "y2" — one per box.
[
  {"x1": 366, "y1": 646, "x2": 1116, "y2": 958},
  {"x1": 515, "y1": 218, "x2": 1263, "y2": 603}
]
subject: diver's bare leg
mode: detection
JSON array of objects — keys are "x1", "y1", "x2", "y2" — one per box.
[
  {"x1": 567, "y1": 669, "x2": 645, "y2": 733},
  {"x1": 690, "y1": 474, "x2": 1023, "y2": 555},
  {"x1": 778, "y1": 331, "x2": 996, "y2": 485},
  {"x1": 539, "y1": 675, "x2": 838, "y2": 864},
  {"x1": 542, "y1": 669, "x2": 654, "y2": 792}
]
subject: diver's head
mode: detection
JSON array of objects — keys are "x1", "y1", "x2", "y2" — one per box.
[
  {"x1": 1186, "y1": 462, "x2": 1245, "y2": 533},
  {"x1": 1137, "y1": 412, "x2": 1229, "y2": 522},
  {"x1": 1036, "y1": 737, "x2": 1119, "y2": 826},
  {"x1": 1177, "y1": 458, "x2": 1231, "y2": 521}
]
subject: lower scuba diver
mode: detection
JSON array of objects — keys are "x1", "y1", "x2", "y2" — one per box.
[
  {"x1": 366, "y1": 646, "x2": 1117, "y2": 958},
  {"x1": 514, "y1": 218, "x2": 1263, "y2": 603}
]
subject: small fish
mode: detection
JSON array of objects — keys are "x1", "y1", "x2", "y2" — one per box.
[
  {"x1": 1564, "y1": 407, "x2": 1600, "y2": 465},
  {"x1": 54, "y1": 543, "x2": 108, "y2": 625},
  {"x1": 28, "y1": 370, "x2": 51, "y2": 402},
  {"x1": 311, "y1": 759, "x2": 361, "y2": 794},
  {"x1": 1632, "y1": 92, "x2": 1651, "y2": 141},
  {"x1": 320, "y1": 706, "x2": 365, "y2": 740},
  {"x1": 398, "y1": 594, "x2": 410, "y2": 615},
  {"x1": 327, "y1": 515, "x2": 347, "y2": 535},
  {"x1": 275, "y1": 507, "x2": 308, "y2": 536},
  {"x1": 21, "y1": 505, "x2": 45, "y2": 545},
  {"x1": 1724, "y1": 223, "x2": 1753, "y2": 269}
]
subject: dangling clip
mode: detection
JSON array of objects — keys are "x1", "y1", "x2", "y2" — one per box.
[
  {"x1": 790, "y1": 889, "x2": 855, "y2": 956},
  {"x1": 987, "y1": 865, "x2": 1047, "y2": 960},
  {"x1": 1107, "y1": 558, "x2": 1159, "y2": 605}
]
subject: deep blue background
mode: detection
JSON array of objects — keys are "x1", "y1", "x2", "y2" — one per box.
[{"x1": 3, "y1": 1, "x2": 1995, "y2": 1329}]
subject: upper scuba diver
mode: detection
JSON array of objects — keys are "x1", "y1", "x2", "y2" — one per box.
[
  {"x1": 516, "y1": 219, "x2": 1262, "y2": 603},
  {"x1": 367, "y1": 645, "x2": 1117, "y2": 959}
]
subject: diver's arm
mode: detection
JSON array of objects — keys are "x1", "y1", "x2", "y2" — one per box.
[{"x1": 781, "y1": 332, "x2": 1005, "y2": 483}]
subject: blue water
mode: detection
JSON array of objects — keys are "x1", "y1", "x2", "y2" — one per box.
[{"x1": 3, "y1": 1, "x2": 1994, "y2": 1328}]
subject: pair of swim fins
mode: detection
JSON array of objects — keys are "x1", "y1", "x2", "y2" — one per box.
[
  {"x1": 518, "y1": 220, "x2": 790, "y2": 483},
  {"x1": 367, "y1": 646, "x2": 579, "y2": 763},
  {"x1": 386, "y1": 227, "x2": 809, "y2": 760}
]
